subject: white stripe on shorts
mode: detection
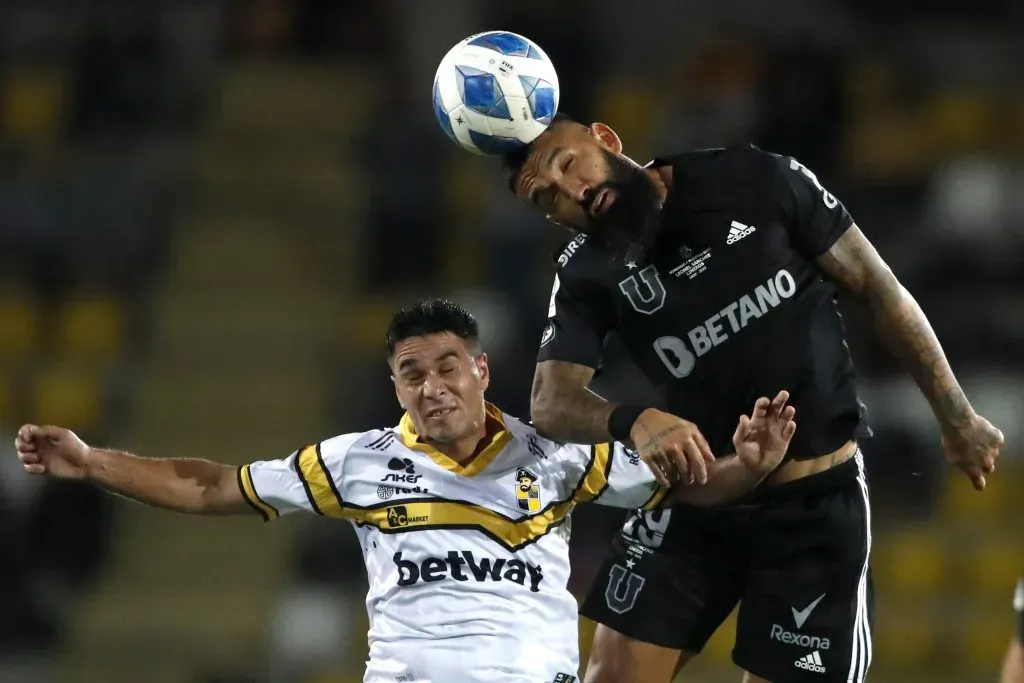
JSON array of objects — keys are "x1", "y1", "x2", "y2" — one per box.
[{"x1": 847, "y1": 450, "x2": 873, "y2": 683}]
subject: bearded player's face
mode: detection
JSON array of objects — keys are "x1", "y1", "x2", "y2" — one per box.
[
  {"x1": 513, "y1": 121, "x2": 662, "y2": 261},
  {"x1": 390, "y1": 332, "x2": 490, "y2": 445}
]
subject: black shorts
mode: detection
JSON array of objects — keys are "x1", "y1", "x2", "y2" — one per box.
[{"x1": 581, "y1": 451, "x2": 873, "y2": 683}]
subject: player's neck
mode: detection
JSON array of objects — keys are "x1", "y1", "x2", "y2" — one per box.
[{"x1": 643, "y1": 165, "x2": 673, "y2": 204}]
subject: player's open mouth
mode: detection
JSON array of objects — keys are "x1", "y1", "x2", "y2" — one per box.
[
  {"x1": 591, "y1": 188, "x2": 615, "y2": 216},
  {"x1": 426, "y1": 407, "x2": 456, "y2": 419}
]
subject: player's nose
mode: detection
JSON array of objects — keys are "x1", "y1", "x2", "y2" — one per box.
[
  {"x1": 555, "y1": 176, "x2": 591, "y2": 204},
  {"x1": 421, "y1": 373, "x2": 449, "y2": 398}
]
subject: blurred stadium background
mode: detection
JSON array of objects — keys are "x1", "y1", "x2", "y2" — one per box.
[{"x1": 0, "y1": 1, "x2": 1021, "y2": 682}]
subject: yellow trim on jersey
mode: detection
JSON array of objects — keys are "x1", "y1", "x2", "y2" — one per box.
[
  {"x1": 573, "y1": 443, "x2": 613, "y2": 503},
  {"x1": 642, "y1": 485, "x2": 671, "y2": 511},
  {"x1": 398, "y1": 402, "x2": 512, "y2": 476},
  {"x1": 346, "y1": 497, "x2": 576, "y2": 551},
  {"x1": 238, "y1": 464, "x2": 279, "y2": 521},
  {"x1": 324, "y1": 432, "x2": 608, "y2": 550},
  {"x1": 295, "y1": 444, "x2": 345, "y2": 516}
]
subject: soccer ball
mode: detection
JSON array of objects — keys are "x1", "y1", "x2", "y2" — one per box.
[{"x1": 432, "y1": 31, "x2": 560, "y2": 156}]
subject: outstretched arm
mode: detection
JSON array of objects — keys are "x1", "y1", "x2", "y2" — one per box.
[
  {"x1": 817, "y1": 226, "x2": 1003, "y2": 489},
  {"x1": 16, "y1": 424, "x2": 249, "y2": 515}
]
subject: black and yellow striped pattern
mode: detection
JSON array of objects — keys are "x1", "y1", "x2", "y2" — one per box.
[
  {"x1": 641, "y1": 484, "x2": 671, "y2": 511},
  {"x1": 237, "y1": 464, "x2": 279, "y2": 521},
  {"x1": 293, "y1": 443, "x2": 346, "y2": 516},
  {"x1": 273, "y1": 434, "x2": 605, "y2": 550},
  {"x1": 573, "y1": 443, "x2": 613, "y2": 504}
]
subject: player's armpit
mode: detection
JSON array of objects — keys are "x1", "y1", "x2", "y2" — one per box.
[
  {"x1": 530, "y1": 360, "x2": 616, "y2": 444},
  {"x1": 816, "y1": 225, "x2": 973, "y2": 431},
  {"x1": 668, "y1": 454, "x2": 768, "y2": 506}
]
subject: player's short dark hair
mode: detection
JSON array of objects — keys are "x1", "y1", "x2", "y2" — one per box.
[
  {"x1": 385, "y1": 298, "x2": 479, "y2": 358},
  {"x1": 502, "y1": 112, "x2": 580, "y2": 194}
]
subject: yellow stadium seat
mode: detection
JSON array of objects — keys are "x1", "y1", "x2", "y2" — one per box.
[
  {"x1": 595, "y1": 83, "x2": 658, "y2": 150},
  {"x1": 966, "y1": 539, "x2": 1024, "y2": 600},
  {"x1": 941, "y1": 471, "x2": 1007, "y2": 523},
  {"x1": 963, "y1": 609, "x2": 1014, "y2": 669},
  {"x1": 872, "y1": 608, "x2": 936, "y2": 667},
  {"x1": 56, "y1": 296, "x2": 124, "y2": 360},
  {"x1": 0, "y1": 293, "x2": 38, "y2": 359},
  {"x1": 872, "y1": 528, "x2": 945, "y2": 599},
  {"x1": 32, "y1": 366, "x2": 103, "y2": 431},
  {"x1": 1, "y1": 68, "x2": 66, "y2": 139}
]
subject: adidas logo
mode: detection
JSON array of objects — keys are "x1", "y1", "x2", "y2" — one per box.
[
  {"x1": 794, "y1": 650, "x2": 826, "y2": 674},
  {"x1": 726, "y1": 220, "x2": 756, "y2": 244}
]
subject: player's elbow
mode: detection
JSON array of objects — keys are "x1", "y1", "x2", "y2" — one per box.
[{"x1": 529, "y1": 392, "x2": 559, "y2": 435}]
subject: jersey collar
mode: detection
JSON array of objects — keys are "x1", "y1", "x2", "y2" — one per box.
[{"x1": 397, "y1": 402, "x2": 512, "y2": 476}]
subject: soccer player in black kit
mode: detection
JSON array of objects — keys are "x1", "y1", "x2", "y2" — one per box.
[{"x1": 502, "y1": 114, "x2": 1005, "y2": 683}]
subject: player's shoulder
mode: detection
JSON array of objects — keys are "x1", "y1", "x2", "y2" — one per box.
[
  {"x1": 665, "y1": 143, "x2": 783, "y2": 187},
  {"x1": 498, "y1": 414, "x2": 586, "y2": 466},
  {"x1": 550, "y1": 231, "x2": 608, "y2": 280},
  {"x1": 319, "y1": 426, "x2": 401, "y2": 459},
  {"x1": 659, "y1": 144, "x2": 796, "y2": 216}
]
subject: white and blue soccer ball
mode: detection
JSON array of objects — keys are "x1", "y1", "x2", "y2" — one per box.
[{"x1": 432, "y1": 31, "x2": 560, "y2": 156}]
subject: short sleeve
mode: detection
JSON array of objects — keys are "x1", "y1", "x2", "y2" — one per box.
[
  {"x1": 774, "y1": 154, "x2": 854, "y2": 258},
  {"x1": 537, "y1": 272, "x2": 613, "y2": 369},
  {"x1": 239, "y1": 432, "x2": 358, "y2": 521},
  {"x1": 566, "y1": 442, "x2": 668, "y2": 510}
]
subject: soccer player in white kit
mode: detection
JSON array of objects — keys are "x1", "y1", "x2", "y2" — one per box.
[{"x1": 15, "y1": 299, "x2": 798, "y2": 683}]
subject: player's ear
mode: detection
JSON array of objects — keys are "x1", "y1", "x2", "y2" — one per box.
[
  {"x1": 589, "y1": 122, "x2": 622, "y2": 155},
  {"x1": 475, "y1": 352, "x2": 490, "y2": 390}
]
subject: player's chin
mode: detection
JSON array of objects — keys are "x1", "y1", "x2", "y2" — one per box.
[{"x1": 422, "y1": 412, "x2": 463, "y2": 440}]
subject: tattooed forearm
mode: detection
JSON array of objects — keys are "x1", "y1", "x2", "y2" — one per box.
[
  {"x1": 530, "y1": 360, "x2": 616, "y2": 444},
  {"x1": 818, "y1": 226, "x2": 974, "y2": 430}
]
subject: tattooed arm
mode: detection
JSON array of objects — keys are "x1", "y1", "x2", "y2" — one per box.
[
  {"x1": 818, "y1": 226, "x2": 971, "y2": 427},
  {"x1": 818, "y1": 225, "x2": 1003, "y2": 488},
  {"x1": 531, "y1": 360, "x2": 616, "y2": 444},
  {"x1": 531, "y1": 359, "x2": 714, "y2": 487}
]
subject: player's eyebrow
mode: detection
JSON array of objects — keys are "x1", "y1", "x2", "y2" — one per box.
[
  {"x1": 433, "y1": 350, "x2": 459, "y2": 364},
  {"x1": 527, "y1": 146, "x2": 564, "y2": 205}
]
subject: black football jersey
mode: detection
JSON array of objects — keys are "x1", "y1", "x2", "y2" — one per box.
[{"x1": 537, "y1": 144, "x2": 870, "y2": 460}]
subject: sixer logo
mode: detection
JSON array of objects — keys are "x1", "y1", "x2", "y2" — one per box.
[
  {"x1": 516, "y1": 467, "x2": 541, "y2": 512},
  {"x1": 386, "y1": 505, "x2": 430, "y2": 528},
  {"x1": 378, "y1": 458, "x2": 429, "y2": 500},
  {"x1": 394, "y1": 551, "x2": 544, "y2": 592}
]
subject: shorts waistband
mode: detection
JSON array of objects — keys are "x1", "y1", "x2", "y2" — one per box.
[{"x1": 750, "y1": 450, "x2": 863, "y2": 502}]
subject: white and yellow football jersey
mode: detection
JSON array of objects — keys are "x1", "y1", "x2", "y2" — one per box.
[{"x1": 239, "y1": 403, "x2": 667, "y2": 683}]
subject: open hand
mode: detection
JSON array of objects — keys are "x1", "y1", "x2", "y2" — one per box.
[{"x1": 733, "y1": 391, "x2": 797, "y2": 472}]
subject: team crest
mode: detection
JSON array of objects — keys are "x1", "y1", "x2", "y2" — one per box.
[{"x1": 515, "y1": 467, "x2": 541, "y2": 512}]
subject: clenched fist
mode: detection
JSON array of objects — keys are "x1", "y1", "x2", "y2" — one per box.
[{"x1": 15, "y1": 424, "x2": 91, "y2": 480}]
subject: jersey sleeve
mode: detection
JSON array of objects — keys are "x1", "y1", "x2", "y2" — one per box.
[
  {"x1": 536, "y1": 272, "x2": 613, "y2": 369},
  {"x1": 773, "y1": 154, "x2": 855, "y2": 258},
  {"x1": 238, "y1": 432, "x2": 359, "y2": 521},
  {"x1": 565, "y1": 441, "x2": 669, "y2": 510}
]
